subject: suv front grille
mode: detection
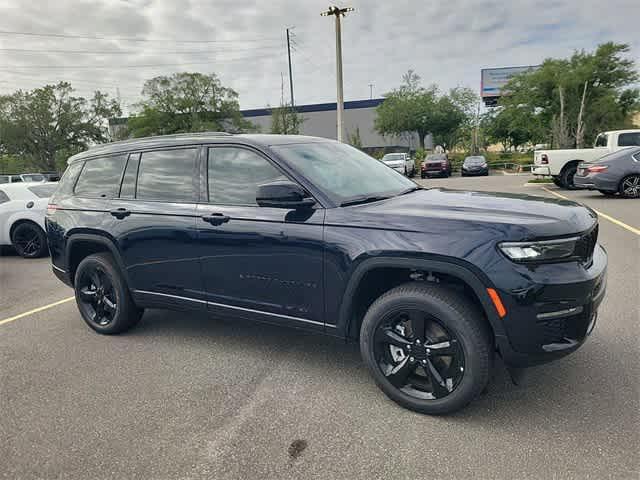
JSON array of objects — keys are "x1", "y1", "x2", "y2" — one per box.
[{"x1": 574, "y1": 224, "x2": 598, "y2": 264}]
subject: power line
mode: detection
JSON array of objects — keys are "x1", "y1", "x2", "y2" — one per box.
[
  {"x1": 3, "y1": 53, "x2": 283, "y2": 70},
  {"x1": 0, "y1": 29, "x2": 280, "y2": 44},
  {"x1": 0, "y1": 46, "x2": 279, "y2": 55}
]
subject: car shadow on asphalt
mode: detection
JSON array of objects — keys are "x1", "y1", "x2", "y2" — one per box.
[{"x1": 123, "y1": 308, "x2": 598, "y2": 423}]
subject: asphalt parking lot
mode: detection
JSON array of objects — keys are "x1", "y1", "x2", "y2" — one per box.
[{"x1": 1, "y1": 174, "x2": 638, "y2": 479}]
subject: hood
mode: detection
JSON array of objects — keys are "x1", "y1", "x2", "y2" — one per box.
[{"x1": 330, "y1": 188, "x2": 597, "y2": 240}]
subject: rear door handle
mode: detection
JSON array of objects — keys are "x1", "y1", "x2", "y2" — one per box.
[
  {"x1": 202, "y1": 213, "x2": 230, "y2": 226},
  {"x1": 110, "y1": 208, "x2": 131, "y2": 219}
]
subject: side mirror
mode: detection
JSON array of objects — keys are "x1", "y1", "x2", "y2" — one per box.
[{"x1": 256, "y1": 181, "x2": 316, "y2": 209}]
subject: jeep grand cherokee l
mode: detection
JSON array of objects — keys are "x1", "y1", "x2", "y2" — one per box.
[{"x1": 46, "y1": 133, "x2": 607, "y2": 415}]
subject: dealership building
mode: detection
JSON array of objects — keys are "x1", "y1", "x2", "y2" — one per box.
[{"x1": 109, "y1": 98, "x2": 430, "y2": 151}]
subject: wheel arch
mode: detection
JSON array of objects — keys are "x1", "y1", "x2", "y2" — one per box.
[
  {"x1": 6, "y1": 212, "x2": 46, "y2": 244},
  {"x1": 338, "y1": 257, "x2": 506, "y2": 342},
  {"x1": 65, "y1": 233, "x2": 130, "y2": 287}
]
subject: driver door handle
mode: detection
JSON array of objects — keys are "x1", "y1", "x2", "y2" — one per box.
[
  {"x1": 202, "y1": 213, "x2": 230, "y2": 226},
  {"x1": 110, "y1": 208, "x2": 131, "y2": 219}
]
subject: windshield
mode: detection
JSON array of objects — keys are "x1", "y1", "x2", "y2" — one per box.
[
  {"x1": 464, "y1": 156, "x2": 486, "y2": 164},
  {"x1": 425, "y1": 154, "x2": 446, "y2": 162},
  {"x1": 273, "y1": 142, "x2": 415, "y2": 205},
  {"x1": 382, "y1": 154, "x2": 404, "y2": 162}
]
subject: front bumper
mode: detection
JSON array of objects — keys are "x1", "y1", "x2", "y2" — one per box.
[
  {"x1": 422, "y1": 168, "x2": 448, "y2": 176},
  {"x1": 494, "y1": 243, "x2": 607, "y2": 368},
  {"x1": 461, "y1": 167, "x2": 488, "y2": 176}
]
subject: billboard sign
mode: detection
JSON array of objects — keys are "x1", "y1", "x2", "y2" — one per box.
[{"x1": 481, "y1": 65, "x2": 540, "y2": 99}]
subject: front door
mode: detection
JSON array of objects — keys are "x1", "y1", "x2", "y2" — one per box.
[{"x1": 197, "y1": 145, "x2": 326, "y2": 331}]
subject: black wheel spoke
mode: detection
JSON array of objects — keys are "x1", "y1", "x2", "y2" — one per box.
[
  {"x1": 79, "y1": 286, "x2": 97, "y2": 303},
  {"x1": 90, "y1": 271, "x2": 101, "y2": 290},
  {"x1": 384, "y1": 357, "x2": 415, "y2": 387},
  {"x1": 424, "y1": 359, "x2": 450, "y2": 399},
  {"x1": 103, "y1": 296, "x2": 116, "y2": 314},
  {"x1": 375, "y1": 327, "x2": 412, "y2": 348},
  {"x1": 427, "y1": 339, "x2": 458, "y2": 356}
]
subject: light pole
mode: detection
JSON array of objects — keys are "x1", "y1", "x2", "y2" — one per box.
[{"x1": 321, "y1": 5, "x2": 354, "y2": 142}]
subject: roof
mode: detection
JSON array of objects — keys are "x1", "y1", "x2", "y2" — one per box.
[
  {"x1": 67, "y1": 133, "x2": 333, "y2": 163},
  {"x1": 241, "y1": 98, "x2": 384, "y2": 118}
]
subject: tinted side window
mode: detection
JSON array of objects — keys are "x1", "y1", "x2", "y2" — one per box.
[
  {"x1": 0, "y1": 176, "x2": 9, "y2": 184},
  {"x1": 119, "y1": 153, "x2": 140, "y2": 199},
  {"x1": 595, "y1": 134, "x2": 608, "y2": 147},
  {"x1": 208, "y1": 147, "x2": 287, "y2": 205},
  {"x1": 0, "y1": 189, "x2": 9, "y2": 204},
  {"x1": 75, "y1": 155, "x2": 127, "y2": 198},
  {"x1": 136, "y1": 149, "x2": 196, "y2": 202},
  {"x1": 618, "y1": 133, "x2": 640, "y2": 147}
]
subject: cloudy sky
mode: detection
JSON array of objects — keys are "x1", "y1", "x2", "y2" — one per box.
[{"x1": 1, "y1": 0, "x2": 638, "y2": 114}]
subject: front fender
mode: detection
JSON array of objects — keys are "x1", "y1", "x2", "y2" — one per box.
[{"x1": 337, "y1": 255, "x2": 508, "y2": 341}]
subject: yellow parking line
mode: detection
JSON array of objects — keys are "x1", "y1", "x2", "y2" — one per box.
[
  {"x1": 542, "y1": 187, "x2": 640, "y2": 236},
  {"x1": 0, "y1": 296, "x2": 75, "y2": 327}
]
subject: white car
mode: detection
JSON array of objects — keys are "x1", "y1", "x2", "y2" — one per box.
[
  {"x1": 381, "y1": 153, "x2": 414, "y2": 176},
  {"x1": 532, "y1": 129, "x2": 640, "y2": 188},
  {"x1": 0, "y1": 182, "x2": 58, "y2": 258}
]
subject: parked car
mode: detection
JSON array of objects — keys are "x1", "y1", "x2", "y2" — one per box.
[
  {"x1": 0, "y1": 173, "x2": 51, "y2": 184},
  {"x1": 532, "y1": 129, "x2": 640, "y2": 189},
  {"x1": 421, "y1": 153, "x2": 451, "y2": 178},
  {"x1": 574, "y1": 147, "x2": 640, "y2": 198},
  {"x1": 381, "y1": 152, "x2": 414, "y2": 176},
  {"x1": 46, "y1": 133, "x2": 606, "y2": 415},
  {"x1": 461, "y1": 156, "x2": 489, "y2": 176},
  {"x1": 0, "y1": 182, "x2": 57, "y2": 257}
]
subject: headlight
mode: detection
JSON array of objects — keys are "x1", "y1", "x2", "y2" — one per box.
[{"x1": 498, "y1": 237, "x2": 580, "y2": 262}]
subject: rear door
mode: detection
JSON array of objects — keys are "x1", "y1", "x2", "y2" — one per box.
[
  {"x1": 196, "y1": 145, "x2": 326, "y2": 331},
  {"x1": 108, "y1": 147, "x2": 203, "y2": 307}
]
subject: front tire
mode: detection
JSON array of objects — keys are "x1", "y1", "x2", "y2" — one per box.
[
  {"x1": 74, "y1": 253, "x2": 142, "y2": 334},
  {"x1": 11, "y1": 222, "x2": 48, "y2": 258},
  {"x1": 360, "y1": 283, "x2": 492, "y2": 415}
]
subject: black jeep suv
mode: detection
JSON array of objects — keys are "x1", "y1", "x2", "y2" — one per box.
[{"x1": 46, "y1": 133, "x2": 607, "y2": 414}]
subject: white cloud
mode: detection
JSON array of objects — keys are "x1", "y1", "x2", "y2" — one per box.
[{"x1": 0, "y1": 0, "x2": 637, "y2": 111}]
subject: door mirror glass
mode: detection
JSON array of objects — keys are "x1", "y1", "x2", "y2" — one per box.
[{"x1": 256, "y1": 181, "x2": 315, "y2": 209}]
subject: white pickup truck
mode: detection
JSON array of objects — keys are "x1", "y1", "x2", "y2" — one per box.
[{"x1": 533, "y1": 129, "x2": 640, "y2": 188}]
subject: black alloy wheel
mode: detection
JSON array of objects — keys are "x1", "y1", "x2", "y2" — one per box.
[
  {"x1": 373, "y1": 309, "x2": 465, "y2": 400},
  {"x1": 11, "y1": 222, "x2": 47, "y2": 258},
  {"x1": 74, "y1": 253, "x2": 142, "y2": 334},
  {"x1": 620, "y1": 175, "x2": 640, "y2": 198},
  {"x1": 76, "y1": 265, "x2": 118, "y2": 327},
  {"x1": 360, "y1": 283, "x2": 492, "y2": 415}
]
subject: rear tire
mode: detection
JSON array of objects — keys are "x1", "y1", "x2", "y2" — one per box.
[
  {"x1": 619, "y1": 175, "x2": 640, "y2": 198},
  {"x1": 560, "y1": 164, "x2": 578, "y2": 190},
  {"x1": 74, "y1": 253, "x2": 142, "y2": 334},
  {"x1": 360, "y1": 282, "x2": 492, "y2": 415},
  {"x1": 11, "y1": 222, "x2": 48, "y2": 258}
]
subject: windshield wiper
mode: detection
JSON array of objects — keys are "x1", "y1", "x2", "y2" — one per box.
[
  {"x1": 398, "y1": 186, "x2": 422, "y2": 195},
  {"x1": 340, "y1": 195, "x2": 390, "y2": 207}
]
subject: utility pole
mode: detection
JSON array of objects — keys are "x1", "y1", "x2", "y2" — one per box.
[
  {"x1": 286, "y1": 28, "x2": 294, "y2": 107},
  {"x1": 368, "y1": 83, "x2": 374, "y2": 99},
  {"x1": 321, "y1": 5, "x2": 354, "y2": 143}
]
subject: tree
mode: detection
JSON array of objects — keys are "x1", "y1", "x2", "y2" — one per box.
[
  {"x1": 0, "y1": 82, "x2": 121, "y2": 171},
  {"x1": 347, "y1": 126, "x2": 363, "y2": 149},
  {"x1": 127, "y1": 72, "x2": 253, "y2": 137},
  {"x1": 500, "y1": 42, "x2": 639, "y2": 148},
  {"x1": 375, "y1": 71, "x2": 472, "y2": 149}
]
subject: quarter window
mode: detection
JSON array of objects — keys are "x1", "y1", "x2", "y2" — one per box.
[
  {"x1": 208, "y1": 147, "x2": 287, "y2": 205},
  {"x1": 75, "y1": 155, "x2": 127, "y2": 198},
  {"x1": 0, "y1": 189, "x2": 9, "y2": 204},
  {"x1": 594, "y1": 134, "x2": 608, "y2": 147},
  {"x1": 28, "y1": 184, "x2": 57, "y2": 198},
  {"x1": 136, "y1": 149, "x2": 197, "y2": 202}
]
